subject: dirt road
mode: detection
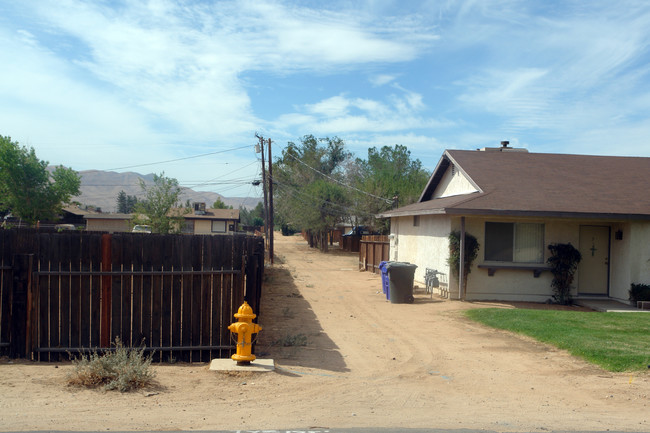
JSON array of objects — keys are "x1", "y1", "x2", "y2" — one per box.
[{"x1": 0, "y1": 234, "x2": 648, "y2": 431}]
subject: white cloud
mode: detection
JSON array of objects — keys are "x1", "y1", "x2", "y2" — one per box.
[
  {"x1": 275, "y1": 84, "x2": 445, "y2": 136},
  {"x1": 305, "y1": 96, "x2": 352, "y2": 117},
  {"x1": 370, "y1": 74, "x2": 397, "y2": 86},
  {"x1": 8, "y1": 0, "x2": 437, "y2": 145}
]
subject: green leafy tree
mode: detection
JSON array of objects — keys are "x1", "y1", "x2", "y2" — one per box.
[
  {"x1": 239, "y1": 202, "x2": 264, "y2": 226},
  {"x1": 250, "y1": 201, "x2": 265, "y2": 226},
  {"x1": 212, "y1": 198, "x2": 233, "y2": 209},
  {"x1": 273, "y1": 135, "x2": 351, "y2": 251},
  {"x1": 132, "y1": 173, "x2": 186, "y2": 234},
  {"x1": 350, "y1": 145, "x2": 430, "y2": 233},
  {"x1": 0, "y1": 135, "x2": 81, "y2": 225}
]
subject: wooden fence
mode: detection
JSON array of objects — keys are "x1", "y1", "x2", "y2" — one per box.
[
  {"x1": 359, "y1": 235, "x2": 390, "y2": 274},
  {"x1": 0, "y1": 229, "x2": 264, "y2": 362}
]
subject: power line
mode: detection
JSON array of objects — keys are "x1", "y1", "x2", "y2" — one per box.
[
  {"x1": 183, "y1": 160, "x2": 260, "y2": 190},
  {"x1": 284, "y1": 152, "x2": 393, "y2": 204},
  {"x1": 105, "y1": 145, "x2": 251, "y2": 171},
  {"x1": 273, "y1": 179, "x2": 377, "y2": 219}
]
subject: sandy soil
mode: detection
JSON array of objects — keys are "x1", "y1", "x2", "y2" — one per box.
[{"x1": 0, "y1": 234, "x2": 648, "y2": 432}]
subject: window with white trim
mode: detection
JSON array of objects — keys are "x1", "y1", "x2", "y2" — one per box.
[
  {"x1": 484, "y1": 222, "x2": 544, "y2": 263},
  {"x1": 211, "y1": 220, "x2": 227, "y2": 233}
]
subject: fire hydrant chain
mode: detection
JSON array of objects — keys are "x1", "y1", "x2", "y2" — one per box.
[{"x1": 227, "y1": 301, "x2": 262, "y2": 365}]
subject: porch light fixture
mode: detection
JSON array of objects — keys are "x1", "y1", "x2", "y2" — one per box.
[{"x1": 615, "y1": 229, "x2": 623, "y2": 240}]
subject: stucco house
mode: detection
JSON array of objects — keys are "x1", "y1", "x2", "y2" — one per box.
[
  {"x1": 181, "y1": 208, "x2": 239, "y2": 235},
  {"x1": 85, "y1": 205, "x2": 240, "y2": 235},
  {"x1": 377, "y1": 143, "x2": 650, "y2": 304},
  {"x1": 84, "y1": 212, "x2": 134, "y2": 233}
]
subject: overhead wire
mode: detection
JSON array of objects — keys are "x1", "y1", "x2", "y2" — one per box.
[
  {"x1": 284, "y1": 152, "x2": 393, "y2": 204},
  {"x1": 105, "y1": 144, "x2": 252, "y2": 171},
  {"x1": 183, "y1": 160, "x2": 260, "y2": 190},
  {"x1": 272, "y1": 178, "x2": 377, "y2": 219}
]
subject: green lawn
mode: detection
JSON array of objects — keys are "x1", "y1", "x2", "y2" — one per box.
[{"x1": 465, "y1": 308, "x2": 650, "y2": 372}]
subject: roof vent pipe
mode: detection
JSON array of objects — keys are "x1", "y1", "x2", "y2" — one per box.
[{"x1": 500, "y1": 141, "x2": 510, "y2": 148}]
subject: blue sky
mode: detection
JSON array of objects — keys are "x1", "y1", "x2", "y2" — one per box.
[{"x1": 2, "y1": 0, "x2": 650, "y2": 199}]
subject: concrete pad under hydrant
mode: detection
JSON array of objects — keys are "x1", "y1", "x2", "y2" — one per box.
[{"x1": 209, "y1": 358, "x2": 275, "y2": 372}]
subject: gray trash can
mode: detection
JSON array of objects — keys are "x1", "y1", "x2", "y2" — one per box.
[{"x1": 385, "y1": 262, "x2": 417, "y2": 304}]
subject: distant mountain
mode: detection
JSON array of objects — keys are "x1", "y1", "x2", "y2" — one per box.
[{"x1": 72, "y1": 169, "x2": 261, "y2": 212}]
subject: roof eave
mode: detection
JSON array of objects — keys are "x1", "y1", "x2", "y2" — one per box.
[{"x1": 379, "y1": 206, "x2": 650, "y2": 221}]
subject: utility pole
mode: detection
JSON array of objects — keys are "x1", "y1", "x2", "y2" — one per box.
[
  {"x1": 256, "y1": 134, "x2": 269, "y2": 257},
  {"x1": 267, "y1": 138, "x2": 274, "y2": 265}
]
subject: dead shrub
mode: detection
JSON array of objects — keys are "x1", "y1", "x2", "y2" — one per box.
[{"x1": 67, "y1": 338, "x2": 155, "y2": 392}]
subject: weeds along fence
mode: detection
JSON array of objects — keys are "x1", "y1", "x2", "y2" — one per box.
[
  {"x1": 0, "y1": 229, "x2": 264, "y2": 362},
  {"x1": 359, "y1": 235, "x2": 390, "y2": 274}
]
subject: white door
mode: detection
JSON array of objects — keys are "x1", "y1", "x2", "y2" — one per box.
[{"x1": 578, "y1": 225, "x2": 610, "y2": 295}]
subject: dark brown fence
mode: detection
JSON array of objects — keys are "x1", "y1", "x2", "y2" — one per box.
[
  {"x1": 341, "y1": 235, "x2": 360, "y2": 252},
  {"x1": 0, "y1": 229, "x2": 264, "y2": 362},
  {"x1": 359, "y1": 235, "x2": 390, "y2": 274}
]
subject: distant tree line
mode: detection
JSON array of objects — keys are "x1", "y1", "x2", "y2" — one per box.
[{"x1": 272, "y1": 134, "x2": 430, "y2": 251}]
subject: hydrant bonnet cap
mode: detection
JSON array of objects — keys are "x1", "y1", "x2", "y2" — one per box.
[{"x1": 234, "y1": 301, "x2": 256, "y2": 319}]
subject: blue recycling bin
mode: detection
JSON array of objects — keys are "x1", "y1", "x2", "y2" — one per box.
[
  {"x1": 379, "y1": 261, "x2": 391, "y2": 300},
  {"x1": 385, "y1": 262, "x2": 418, "y2": 304}
]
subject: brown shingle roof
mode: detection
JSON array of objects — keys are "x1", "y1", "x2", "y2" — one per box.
[
  {"x1": 379, "y1": 150, "x2": 650, "y2": 220},
  {"x1": 183, "y1": 208, "x2": 239, "y2": 220}
]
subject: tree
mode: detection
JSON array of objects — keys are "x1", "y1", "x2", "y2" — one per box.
[
  {"x1": 350, "y1": 145, "x2": 430, "y2": 233},
  {"x1": 132, "y1": 173, "x2": 186, "y2": 234},
  {"x1": 0, "y1": 135, "x2": 80, "y2": 225},
  {"x1": 117, "y1": 191, "x2": 127, "y2": 213},
  {"x1": 116, "y1": 190, "x2": 138, "y2": 213},
  {"x1": 273, "y1": 135, "x2": 351, "y2": 251},
  {"x1": 239, "y1": 202, "x2": 264, "y2": 227},
  {"x1": 212, "y1": 198, "x2": 233, "y2": 209}
]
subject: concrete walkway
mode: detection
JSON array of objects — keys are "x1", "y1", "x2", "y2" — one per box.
[{"x1": 575, "y1": 298, "x2": 649, "y2": 312}]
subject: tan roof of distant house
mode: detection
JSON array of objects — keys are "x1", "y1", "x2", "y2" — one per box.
[
  {"x1": 181, "y1": 208, "x2": 240, "y2": 220},
  {"x1": 84, "y1": 213, "x2": 133, "y2": 220},
  {"x1": 84, "y1": 209, "x2": 240, "y2": 221},
  {"x1": 379, "y1": 150, "x2": 650, "y2": 220},
  {"x1": 62, "y1": 205, "x2": 99, "y2": 216}
]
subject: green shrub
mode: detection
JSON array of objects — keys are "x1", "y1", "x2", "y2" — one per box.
[
  {"x1": 630, "y1": 283, "x2": 650, "y2": 303},
  {"x1": 447, "y1": 230, "x2": 480, "y2": 297},
  {"x1": 547, "y1": 243, "x2": 582, "y2": 305},
  {"x1": 67, "y1": 338, "x2": 155, "y2": 392}
]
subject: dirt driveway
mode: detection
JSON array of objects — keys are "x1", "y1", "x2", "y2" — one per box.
[{"x1": 0, "y1": 234, "x2": 648, "y2": 432}]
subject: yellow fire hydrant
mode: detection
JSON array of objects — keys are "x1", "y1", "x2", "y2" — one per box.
[{"x1": 228, "y1": 301, "x2": 262, "y2": 365}]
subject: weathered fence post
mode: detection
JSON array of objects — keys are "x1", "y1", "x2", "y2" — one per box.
[
  {"x1": 101, "y1": 234, "x2": 112, "y2": 347},
  {"x1": 11, "y1": 254, "x2": 33, "y2": 358}
]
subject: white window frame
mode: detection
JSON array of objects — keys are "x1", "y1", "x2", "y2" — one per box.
[
  {"x1": 484, "y1": 222, "x2": 545, "y2": 264},
  {"x1": 211, "y1": 220, "x2": 227, "y2": 233}
]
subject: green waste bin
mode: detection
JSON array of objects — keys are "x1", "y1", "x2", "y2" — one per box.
[{"x1": 385, "y1": 262, "x2": 418, "y2": 304}]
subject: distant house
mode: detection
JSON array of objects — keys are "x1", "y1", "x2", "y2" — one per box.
[
  {"x1": 180, "y1": 206, "x2": 240, "y2": 235},
  {"x1": 84, "y1": 203, "x2": 240, "y2": 235},
  {"x1": 377, "y1": 143, "x2": 650, "y2": 304},
  {"x1": 60, "y1": 205, "x2": 99, "y2": 228},
  {"x1": 85, "y1": 212, "x2": 133, "y2": 233}
]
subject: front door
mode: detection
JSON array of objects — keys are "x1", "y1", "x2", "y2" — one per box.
[{"x1": 578, "y1": 225, "x2": 610, "y2": 296}]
